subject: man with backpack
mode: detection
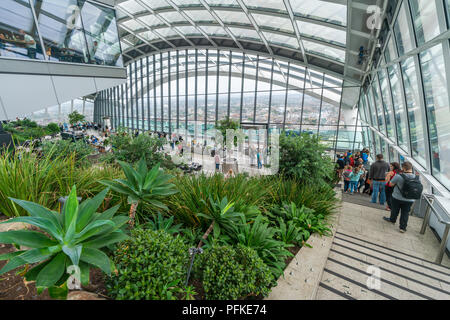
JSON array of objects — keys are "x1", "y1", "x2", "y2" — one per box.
[{"x1": 383, "y1": 161, "x2": 423, "y2": 233}]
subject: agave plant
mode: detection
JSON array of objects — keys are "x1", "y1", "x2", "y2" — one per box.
[
  {"x1": 196, "y1": 196, "x2": 244, "y2": 248},
  {"x1": 0, "y1": 186, "x2": 128, "y2": 299},
  {"x1": 100, "y1": 157, "x2": 178, "y2": 227}
]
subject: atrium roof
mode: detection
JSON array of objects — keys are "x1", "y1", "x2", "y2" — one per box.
[{"x1": 113, "y1": 0, "x2": 382, "y2": 84}]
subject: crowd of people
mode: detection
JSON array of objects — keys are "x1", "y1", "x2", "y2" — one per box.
[{"x1": 336, "y1": 148, "x2": 423, "y2": 233}]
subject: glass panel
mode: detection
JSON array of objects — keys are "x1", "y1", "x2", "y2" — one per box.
[
  {"x1": 199, "y1": 25, "x2": 227, "y2": 37},
  {"x1": 0, "y1": 0, "x2": 44, "y2": 60},
  {"x1": 140, "y1": 0, "x2": 170, "y2": 10},
  {"x1": 262, "y1": 32, "x2": 298, "y2": 49},
  {"x1": 378, "y1": 68, "x2": 396, "y2": 139},
  {"x1": 420, "y1": 44, "x2": 450, "y2": 189},
  {"x1": 302, "y1": 89, "x2": 322, "y2": 125},
  {"x1": 185, "y1": 10, "x2": 216, "y2": 22},
  {"x1": 79, "y1": 0, "x2": 123, "y2": 66},
  {"x1": 302, "y1": 39, "x2": 345, "y2": 62},
  {"x1": 291, "y1": 0, "x2": 347, "y2": 26},
  {"x1": 171, "y1": 0, "x2": 201, "y2": 7},
  {"x1": 388, "y1": 64, "x2": 408, "y2": 151},
  {"x1": 243, "y1": 0, "x2": 286, "y2": 13},
  {"x1": 384, "y1": 35, "x2": 397, "y2": 62},
  {"x1": 119, "y1": 0, "x2": 145, "y2": 15},
  {"x1": 158, "y1": 11, "x2": 187, "y2": 24},
  {"x1": 296, "y1": 20, "x2": 346, "y2": 46},
  {"x1": 214, "y1": 10, "x2": 250, "y2": 25},
  {"x1": 139, "y1": 14, "x2": 163, "y2": 27},
  {"x1": 372, "y1": 76, "x2": 385, "y2": 134},
  {"x1": 393, "y1": 2, "x2": 413, "y2": 56},
  {"x1": 409, "y1": 0, "x2": 440, "y2": 46},
  {"x1": 252, "y1": 14, "x2": 293, "y2": 33},
  {"x1": 228, "y1": 27, "x2": 260, "y2": 41},
  {"x1": 176, "y1": 26, "x2": 201, "y2": 36},
  {"x1": 401, "y1": 56, "x2": 427, "y2": 168},
  {"x1": 206, "y1": 0, "x2": 238, "y2": 7}
]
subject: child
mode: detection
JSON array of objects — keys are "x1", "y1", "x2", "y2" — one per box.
[
  {"x1": 348, "y1": 167, "x2": 364, "y2": 195},
  {"x1": 357, "y1": 164, "x2": 366, "y2": 193},
  {"x1": 343, "y1": 165, "x2": 352, "y2": 193}
]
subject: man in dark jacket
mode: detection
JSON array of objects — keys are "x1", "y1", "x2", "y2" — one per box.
[{"x1": 369, "y1": 154, "x2": 390, "y2": 205}]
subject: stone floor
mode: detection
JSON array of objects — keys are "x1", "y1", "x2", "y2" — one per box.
[{"x1": 315, "y1": 192, "x2": 450, "y2": 300}]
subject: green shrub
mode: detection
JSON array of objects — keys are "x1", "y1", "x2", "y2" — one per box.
[
  {"x1": 46, "y1": 123, "x2": 60, "y2": 134},
  {"x1": 194, "y1": 245, "x2": 274, "y2": 300},
  {"x1": 279, "y1": 132, "x2": 335, "y2": 185},
  {"x1": 41, "y1": 139, "x2": 94, "y2": 167},
  {"x1": 68, "y1": 111, "x2": 85, "y2": 125},
  {"x1": 107, "y1": 229, "x2": 190, "y2": 300},
  {"x1": 102, "y1": 130, "x2": 174, "y2": 169}
]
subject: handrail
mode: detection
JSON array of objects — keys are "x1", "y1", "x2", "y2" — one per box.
[{"x1": 420, "y1": 193, "x2": 450, "y2": 264}]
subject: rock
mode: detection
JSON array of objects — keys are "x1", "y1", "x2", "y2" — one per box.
[
  {"x1": 0, "y1": 221, "x2": 32, "y2": 233},
  {"x1": 67, "y1": 291, "x2": 105, "y2": 300}
]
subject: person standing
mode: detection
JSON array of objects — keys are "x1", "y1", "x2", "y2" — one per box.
[
  {"x1": 215, "y1": 153, "x2": 221, "y2": 172},
  {"x1": 257, "y1": 149, "x2": 262, "y2": 169},
  {"x1": 383, "y1": 162, "x2": 422, "y2": 233},
  {"x1": 369, "y1": 154, "x2": 390, "y2": 205},
  {"x1": 336, "y1": 154, "x2": 345, "y2": 179},
  {"x1": 385, "y1": 162, "x2": 401, "y2": 211}
]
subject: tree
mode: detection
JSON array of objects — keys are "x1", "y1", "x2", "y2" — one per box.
[
  {"x1": 68, "y1": 111, "x2": 85, "y2": 125},
  {"x1": 216, "y1": 117, "x2": 240, "y2": 147}
]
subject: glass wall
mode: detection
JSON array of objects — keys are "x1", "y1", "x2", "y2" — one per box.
[
  {"x1": 0, "y1": 0, "x2": 122, "y2": 66},
  {"x1": 359, "y1": 0, "x2": 450, "y2": 191},
  {"x1": 95, "y1": 49, "x2": 360, "y2": 155},
  {"x1": 0, "y1": 0, "x2": 44, "y2": 60}
]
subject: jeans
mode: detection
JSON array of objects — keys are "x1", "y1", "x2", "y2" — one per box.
[
  {"x1": 385, "y1": 185, "x2": 394, "y2": 208},
  {"x1": 344, "y1": 180, "x2": 350, "y2": 192},
  {"x1": 349, "y1": 181, "x2": 358, "y2": 193},
  {"x1": 389, "y1": 197, "x2": 413, "y2": 230},
  {"x1": 371, "y1": 180, "x2": 386, "y2": 205}
]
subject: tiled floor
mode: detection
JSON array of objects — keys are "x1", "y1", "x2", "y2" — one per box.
[{"x1": 316, "y1": 193, "x2": 450, "y2": 300}]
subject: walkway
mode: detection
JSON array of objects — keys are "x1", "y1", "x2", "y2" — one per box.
[{"x1": 315, "y1": 193, "x2": 450, "y2": 300}]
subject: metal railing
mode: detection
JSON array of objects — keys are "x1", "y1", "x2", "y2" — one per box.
[{"x1": 420, "y1": 193, "x2": 450, "y2": 264}]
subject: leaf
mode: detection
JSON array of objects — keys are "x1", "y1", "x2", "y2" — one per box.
[
  {"x1": 79, "y1": 262, "x2": 90, "y2": 286},
  {"x1": 80, "y1": 247, "x2": 111, "y2": 275},
  {"x1": 48, "y1": 282, "x2": 68, "y2": 300},
  {"x1": 83, "y1": 231, "x2": 129, "y2": 249},
  {"x1": 76, "y1": 188, "x2": 109, "y2": 232},
  {"x1": 0, "y1": 230, "x2": 57, "y2": 248},
  {"x1": 36, "y1": 252, "x2": 67, "y2": 288},
  {"x1": 74, "y1": 220, "x2": 115, "y2": 243},
  {"x1": 0, "y1": 217, "x2": 62, "y2": 242},
  {"x1": 96, "y1": 204, "x2": 120, "y2": 221},
  {"x1": 8, "y1": 198, "x2": 61, "y2": 229},
  {"x1": 0, "y1": 247, "x2": 58, "y2": 275},
  {"x1": 63, "y1": 185, "x2": 79, "y2": 234},
  {"x1": 0, "y1": 250, "x2": 26, "y2": 261},
  {"x1": 62, "y1": 244, "x2": 82, "y2": 266}
]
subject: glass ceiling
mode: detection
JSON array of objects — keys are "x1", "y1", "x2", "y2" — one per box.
[{"x1": 116, "y1": 0, "x2": 348, "y2": 68}]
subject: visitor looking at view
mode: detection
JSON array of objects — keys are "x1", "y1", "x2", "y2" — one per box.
[{"x1": 369, "y1": 154, "x2": 390, "y2": 205}]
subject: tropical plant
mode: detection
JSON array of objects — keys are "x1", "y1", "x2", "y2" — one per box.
[
  {"x1": 233, "y1": 215, "x2": 293, "y2": 278},
  {"x1": 144, "y1": 212, "x2": 183, "y2": 235},
  {"x1": 46, "y1": 123, "x2": 60, "y2": 134},
  {"x1": 279, "y1": 132, "x2": 335, "y2": 185},
  {"x1": 100, "y1": 157, "x2": 178, "y2": 227},
  {"x1": 0, "y1": 186, "x2": 129, "y2": 299},
  {"x1": 196, "y1": 196, "x2": 244, "y2": 248},
  {"x1": 193, "y1": 245, "x2": 274, "y2": 300},
  {"x1": 275, "y1": 219, "x2": 311, "y2": 248},
  {"x1": 107, "y1": 229, "x2": 189, "y2": 300},
  {"x1": 68, "y1": 111, "x2": 85, "y2": 125},
  {"x1": 168, "y1": 173, "x2": 269, "y2": 226},
  {"x1": 276, "y1": 202, "x2": 332, "y2": 237}
]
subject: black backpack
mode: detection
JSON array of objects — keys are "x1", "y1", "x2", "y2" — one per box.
[{"x1": 398, "y1": 174, "x2": 423, "y2": 200}]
